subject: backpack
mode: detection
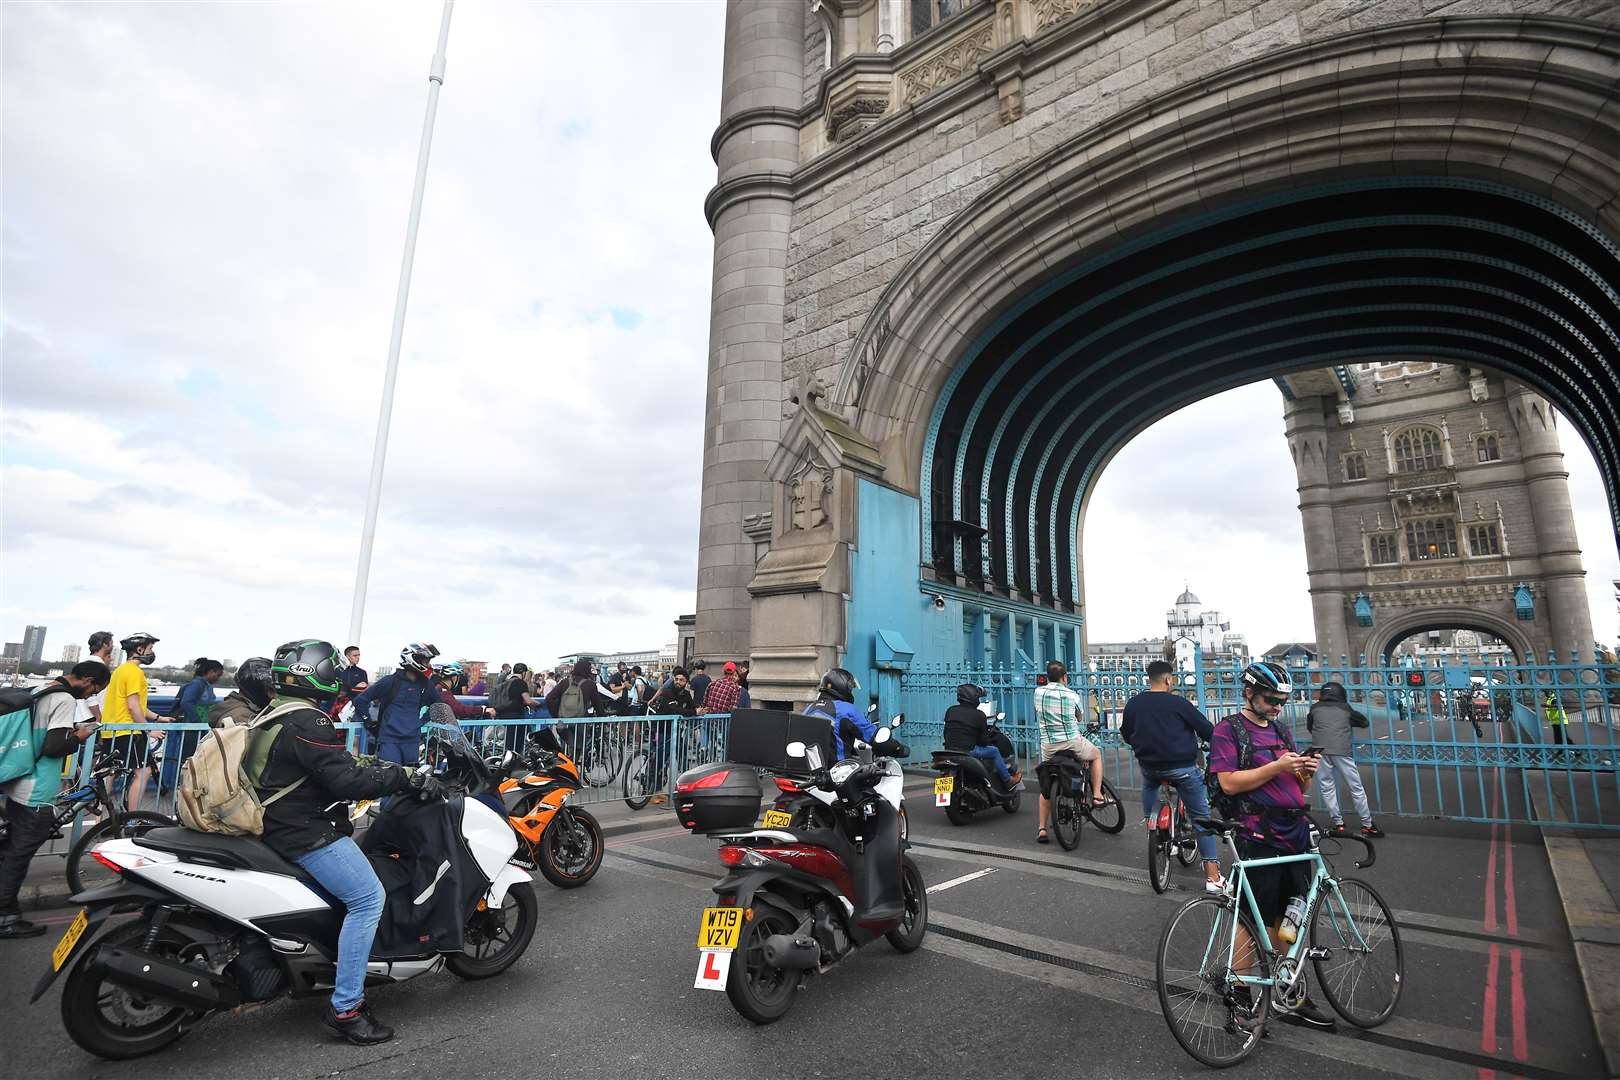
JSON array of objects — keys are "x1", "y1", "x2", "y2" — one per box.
[
  {"x1": 176, "y1": 701, "x2": 309, "y2": 836},
  {"x1": 555, "y1": 679, "x2": 588, "y2": 719},
  {"x1": 0, "y1": 685, "x2": 72, "y2": 785},
  {"x1": 1204, "y1": 714, "x2": 1296, "y2": 821}
]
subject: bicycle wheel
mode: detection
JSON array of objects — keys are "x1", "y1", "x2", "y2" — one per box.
[
  {"x1": 1157, "y1": 896, "x2": 1270, "y2": 1067},
  {"x1": 1085, "y1": 776, "x2": 1125, "y2": 834},
  {"x1": 622, "y1": 751, "x2": 652, "y2": 810},
  {"x1": 1311, "y1": 877, "x2": 1403, "y2": 1027},
  {"x1": 1174, "y1": 800, "x2": 1199, "y2": 866},
  {"x1": 1148, "y1": 826, "x2": 1172, "y2": 893},
  {"x1": 67, "y1": 811, "x2": 175, "y2": 893},
  {"x1": 1050, "y1": 789, "x2": 1083, "y2": 850}
]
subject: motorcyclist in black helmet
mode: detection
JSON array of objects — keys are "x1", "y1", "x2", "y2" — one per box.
[
  {"x1": 252, "y1": 640, "x2": 441, "y2": 1047},
  {"x1": 941, "y1": 683, "x2": 1020, "y2": 790},
  {"x1": 205, "y1": 657, "x2": 274, "y2": 728},
  {"x1": 803, "y1": 667, "x2": 878, "y2": 758}
]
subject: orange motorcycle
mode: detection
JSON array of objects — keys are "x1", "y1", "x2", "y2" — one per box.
[{"x1": 493, "y1": 741, "x2": 605, "y2": 889}]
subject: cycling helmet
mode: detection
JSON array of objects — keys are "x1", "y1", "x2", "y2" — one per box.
[
  {"x1": 271, "y1": 640, "x2": 344, "y2": 701},
  {"x1": 120, "y1": 632, "x2": 159, "y2": 653},
  {"x1": 235, "y1": 657, "x2": 274, "y2": 709},
  {"x1": 432, "y1": 658, "x2": 465, "y2": 680},
  {"x1": 399, "y1": 642, "x2": 440, "y2": 674},
  {"x1": 818, "y1": 667, "x2": 858, "y2": 704},
  {"x1": 1240, "y1": 660, "x2": 1293, "y2": 697},
  {"x1": 956, "y1": 683, "x2": 984, "y2": 707}
]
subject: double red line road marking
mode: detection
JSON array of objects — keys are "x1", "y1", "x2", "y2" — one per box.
[{"x1": 1480, "y1": 769, "x2": 1529, "y2": 1080}]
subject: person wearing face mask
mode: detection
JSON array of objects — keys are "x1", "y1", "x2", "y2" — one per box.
[
  {"x1": 0, "y1": 660, "x2": 111, "y2": 939},
  {"x1": 101, "y1": 633, "x2": 166, "y2": 810}
]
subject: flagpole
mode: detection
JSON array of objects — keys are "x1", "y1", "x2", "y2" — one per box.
[{"x1": 348, "y1": 0, "x2": 455, "y2": 647}]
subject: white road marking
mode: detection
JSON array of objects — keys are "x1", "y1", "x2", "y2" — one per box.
[{"x1": 926, "y1": 867, "x2": 997, "y2": 893}]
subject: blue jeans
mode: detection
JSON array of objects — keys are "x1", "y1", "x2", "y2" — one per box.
[
  {"x1": 970, "y1": 744, "x2": 1012, "y2": 785},
  {"x1": 377, "y1": 737, "x2": 420, "y2": 766},
  {"x1": 295, "y1": 837, "x2": 385, "y2": 1013},
  {"x1": 1141, "y1": 764, "x2": 1219, "y2": 864}
]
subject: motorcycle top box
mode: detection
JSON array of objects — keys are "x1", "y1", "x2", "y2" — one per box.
[
  {"x1": 723, "y1": 709, "x2": 836, "y2": 775},
  {"x1": 674, "y1": 763, "x2": 763, "y2": 833}
]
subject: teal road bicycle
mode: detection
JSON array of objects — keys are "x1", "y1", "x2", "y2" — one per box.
[{"x1": 1155, "y1": 814, "x2": 1403, "y2": 1067}]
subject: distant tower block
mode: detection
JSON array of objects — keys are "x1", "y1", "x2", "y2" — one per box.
[{"x1": 1277, "y1": 363, "x2": 1596, "y2": 663}]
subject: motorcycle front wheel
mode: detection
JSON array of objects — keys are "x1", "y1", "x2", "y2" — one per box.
[
  {"x1": 725, "y1": 902, "x2": 801, "y2": 1023},
  {"x1": 538, "y1": 808, "x2": 604, "y2": 889},
  {"x1": 446, "y1": 882, "x2": 538, "y2": 979},
  {"x1": 60, "y1": 920, "x2": 202, "y2": 1060},
  {"x1": 885, "y1": 856, "x2": 928, "y2": 952}
]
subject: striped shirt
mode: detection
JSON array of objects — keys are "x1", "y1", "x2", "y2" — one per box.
[{"x1": 1034, "y1": 681, "x2": 1083, "y2": 746}]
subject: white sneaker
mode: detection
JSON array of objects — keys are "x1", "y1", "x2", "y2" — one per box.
[{"x1": 1204, "y1": 875, "x2": 1229, "y2": 895}]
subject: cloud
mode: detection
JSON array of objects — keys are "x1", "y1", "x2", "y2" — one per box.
[{"x1": 3, "y1": 0, "x2": 722, "y2": 666}]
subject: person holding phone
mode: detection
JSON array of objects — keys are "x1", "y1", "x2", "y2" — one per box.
[
  {"x1": 1305, "y1": 681, "x2": 1381, "y2": 838},
  {"x1": 1, "y1": 661, "x2": 111, "y2": 939}
]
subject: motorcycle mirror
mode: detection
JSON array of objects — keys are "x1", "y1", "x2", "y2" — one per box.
[
  {"x1": 874, "y1": 727, "x2": 891, "y2": 744},
  {"x1": 805, "y1": 744, "x2": 824, "y2": 770},
  {"x1": 786, "y1": 740, "x2": 807, "y2": 757},
  {"x1": 867, "y1": 702, "x2": 878, "y2": 713},
  {"x1": 996, "y1": 711, "x2": 1007, "y2": 721},
  {"x1": 891, "y1": 713, "x2": 904, "y2": 727}
]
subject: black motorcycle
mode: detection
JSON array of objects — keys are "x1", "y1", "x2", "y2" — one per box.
[
  {"x1": 765, "y1": 706, "x2": 908, "y2": 841},
  {"x1": 676, "y1": 725, "x2": 925, "y2": 1023},
  {"x1": 930, "y1": 710, "x2": 1022, "y2": 824}
]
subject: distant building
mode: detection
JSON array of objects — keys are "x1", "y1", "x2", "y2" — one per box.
[
  {"x1": 1262, "y1": 642, "x2": 1320, "y2": 665},
  {"x1": 1087, "y1": 639, "x2": 1169, "y2": 674},
  {"x1": 2, "y1": 643, "x2": 20, "y2": 660},
  {"x1": 22, "y1": 626, "x2": 46, "y2": 665},
  {"x1": 374, "y1": 664, "x2": 394, "y2": 678},
  {"x1": 1087, "y1": 587, "x2": 1250, "y2": 674},
  {"x1": 61, "y1": 644, "x2": 82, "y2": 664},
  {"x1": 109, "y1": 649, "x2": 125, "y2": 668}
]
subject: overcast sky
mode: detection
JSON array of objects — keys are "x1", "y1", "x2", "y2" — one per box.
[{"x1": 4, "y1": 2, "x2": 1617, "y2": 673}]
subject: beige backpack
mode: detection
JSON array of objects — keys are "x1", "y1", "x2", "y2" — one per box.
[{"x1": 176, "y1": 701, "x2": 308, "y2": 836}]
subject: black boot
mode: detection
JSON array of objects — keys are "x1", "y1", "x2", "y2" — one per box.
[
  {"x1": 0, "y1": 914, "x2": 47, "y2": 939},
  {"x1": 324, "y1": 1001, "x2": 395, "y2": 1045}
]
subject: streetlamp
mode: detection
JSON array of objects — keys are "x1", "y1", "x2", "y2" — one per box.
[{"x1": 348, "y1": 1, "x2": 455, "y2": 646}]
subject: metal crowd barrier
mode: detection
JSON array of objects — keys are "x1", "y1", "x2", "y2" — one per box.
[{"x1": 44, "y1": 698, "x2": 736, "y2": 856}]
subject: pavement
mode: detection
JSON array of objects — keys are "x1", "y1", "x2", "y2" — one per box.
[{"x1": 4, "y1": 774, "x2": 1616, "y2": 1078}]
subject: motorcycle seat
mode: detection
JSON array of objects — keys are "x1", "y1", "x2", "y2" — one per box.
[{"x1": 135, "y1": 827, "x2": 315, "y2": 883}]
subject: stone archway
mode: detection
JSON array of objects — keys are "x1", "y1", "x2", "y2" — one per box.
[
  {"x1": 799, "y1": 16, "x2": 1620, "y2": 678},
  {"x1": 1367, "y1": 610, "x2": 1535, "y2": 666}
]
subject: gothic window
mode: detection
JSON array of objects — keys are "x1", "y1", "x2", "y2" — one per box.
[
  {"x1": 1343, "y1": 452, "x2": 1367, "y2": 481},
  {"x1": 1476, "y1": 434, "x2": 1501, "y2": 462},
  {"x1": 1405, "y1": 516, "x2": 1459, "y2": 560},
  {"x1": 911, "y1": 0, "x2": 973, "y2": 38},
  {"x1": 1468, "y1": 522, "x2": 1502, "y2": 556},
  {"x1": 1393, "y1": 426, "x2": 1444, "y2": 473},
  {"x1": 1368, "y1": 534, "x2": 1400, "y2": 565}
]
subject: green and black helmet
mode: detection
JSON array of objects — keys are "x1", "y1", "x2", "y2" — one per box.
[{"x1": 271, "y1": 639, "x2": 344, "y2": 701}]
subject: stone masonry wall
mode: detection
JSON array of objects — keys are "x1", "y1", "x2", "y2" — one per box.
[{"x1": 783, "y1": 0, "x2": 1620, "y2": 435}]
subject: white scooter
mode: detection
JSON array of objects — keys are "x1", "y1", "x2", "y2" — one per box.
[
  {"x1": 33, "y1": 726, "x2": 536, "y2": 1061},
  {"x1": 764, "y1": 706, "x2": 909, "y2": 840}
]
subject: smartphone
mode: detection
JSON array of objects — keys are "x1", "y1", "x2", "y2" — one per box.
[{"x1": 1303, "y1": 746, "x2": 1324, "y2": 758}]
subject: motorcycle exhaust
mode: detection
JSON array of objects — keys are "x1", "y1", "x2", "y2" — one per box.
[
  {"x1": 94, "y1": 945, "x2": 242, "y2": 1012},
  {"x1": 761, "y1": 934, "x2": 822, "y2": 971}
]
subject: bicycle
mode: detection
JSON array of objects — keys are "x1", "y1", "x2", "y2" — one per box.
[
  {"x1": 1155, "y1": 814, "x2": 1401, "y2": 1067},
  {"x1": 1038, "y1": 751, "x2": 1124, "y2": 850},
  {"x1": 1147, "y1": 777, "x2": 1199, "y2": 893},
  {"x1": 0, "y1": 753, "x2": 176, "y2": 895}
]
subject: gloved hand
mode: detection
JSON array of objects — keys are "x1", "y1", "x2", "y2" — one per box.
[{"x1": 408, "y1": 771, "x2": 446, "y2": 802}]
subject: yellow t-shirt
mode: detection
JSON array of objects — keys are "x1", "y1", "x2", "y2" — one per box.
[{"x1": 101, "y1": 661, "x2": 150, "y2": 732}]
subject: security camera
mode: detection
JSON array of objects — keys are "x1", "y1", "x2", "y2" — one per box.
[{"x1": 932, "y1": 593, "x2": 946, "y2": 610}]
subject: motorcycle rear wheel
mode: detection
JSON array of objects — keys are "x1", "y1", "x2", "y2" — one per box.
[
  {"x1": 885, "y1": 856, "x2": 928, "y2": 952},
  {"x1": 944, "y1": 785, "x2": 972, "y2": 826},
  {"x1": 538, "y1": 808, "x2": 603, "y2": 889},
  {"x1": 60, "y1": 920, "x2": 201, "y2": 1060},
  {"x1": 725, "y1": 903, "x2": 801, "y2": 1023},
  {"x1": 1003, "y1": 785, "x2": 1022, "y2": 814},
  {"x1": 446, "y1": 882, "x2": 538, "y2": 979}
]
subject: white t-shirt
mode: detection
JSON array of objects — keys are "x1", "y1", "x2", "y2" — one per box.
[{"x1": 5, "y1": 688, "x2": 79, "y2": 806}]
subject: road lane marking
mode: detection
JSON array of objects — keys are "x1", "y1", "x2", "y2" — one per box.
[
  {"x1": 926, "y1": 867, "x2": 996, "y2": 893},
  {"x1": 600, "y1": 848, "x2": 1582, "y2": 1077}
]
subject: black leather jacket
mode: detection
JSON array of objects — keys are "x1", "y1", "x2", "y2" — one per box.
[
  {"x1": 942, "y1": 704, "x2": 992, "y2": 752},
  {"x1": 254, "y1": 697, "x2": 411, "y2": 859}
]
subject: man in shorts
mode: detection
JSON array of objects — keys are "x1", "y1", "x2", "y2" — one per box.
[
  {"x1": 1209, "y1": 661, "x2": 1335, "y2": 1030},
  {"x1": 1033, "y1": 661, "x2": 1104, "y2": 844}
]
